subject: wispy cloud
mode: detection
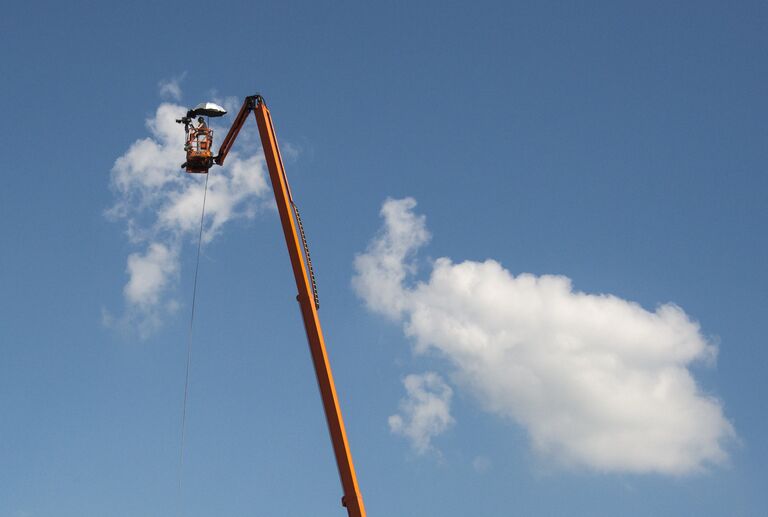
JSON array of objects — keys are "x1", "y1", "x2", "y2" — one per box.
[
  {"x1": 354, "y1": 197, "x2": 735, "y2": 475},
  {"x1": 124, "y1": 242, "x2": 178, "y2": 307},
  {"x1": 388, "y1": 372, "x2": 454, "y2": 454},
  {"x1": 472, "y1": 455, "x2": 492, "y2": 473},
  {"x1": 158, "y1": 74, "x2": 186, "y2": 101},
  {"x1": 106, "y1": 90, "x2": 270, "y2": 336}
]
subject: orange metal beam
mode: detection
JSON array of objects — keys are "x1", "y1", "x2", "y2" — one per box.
[
  {"x1": 214, "y1": 97, "x2": 254, "y2": 167},
  {"x1": 253, "y1": 99, "x2": 367, "y2": 517}
]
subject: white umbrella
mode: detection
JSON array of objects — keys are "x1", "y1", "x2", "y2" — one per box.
[{"x1": 190, "y1": 102, "x2": 227, "y2": 117}]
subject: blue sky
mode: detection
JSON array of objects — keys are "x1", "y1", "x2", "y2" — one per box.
[{"x1": 2, "y1": 1, "x2": 767, "y2": 516}]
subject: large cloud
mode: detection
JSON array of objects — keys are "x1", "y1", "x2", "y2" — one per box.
[
  {"x1": 353, "y1": 198, "x2": 735, "y2": 474},
  {"x1": 106, "y1": 95, "x2": 270, "y2": 335}
]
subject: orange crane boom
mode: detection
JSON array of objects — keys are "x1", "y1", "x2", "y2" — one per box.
[{"x1": 215, "y1": 95, "x2": 367, "y2": 517}]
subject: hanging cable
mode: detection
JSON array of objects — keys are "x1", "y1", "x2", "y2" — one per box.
[{"x1": 177, "y1": 171, "x2": 209, "y2": 516}]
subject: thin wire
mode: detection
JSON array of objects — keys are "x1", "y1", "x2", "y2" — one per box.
[{"x1": 177, "y1": 171, "x2": 209, "y2": 516}]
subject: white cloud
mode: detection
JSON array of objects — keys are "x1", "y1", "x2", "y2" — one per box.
[
  {"x1": 388, "y1": 372, "x2": 454, "y2": 454},
  {"x1": 354, "y1": 197, "x2": 735, "y2": 474},
  {"x1": 158, "y1": 74, "x2": 185, "y2": 101},
  {"x1": 353, "y1": 197, "x2": 430, "y2": 320},
  {"x1": 124, "y1": 242, "x2": 177, "y2": 307},
  {"x1": 107, "y1": 96, "x2": 271, "y2": 334}
]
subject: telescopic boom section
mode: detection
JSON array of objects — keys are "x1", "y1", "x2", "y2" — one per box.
[
  {"x1": 217, "y1": 95, "x2": 366, "y2": 517},
  {"x1": 214, "y1": 96, "x2": 257, "y2": 167}
]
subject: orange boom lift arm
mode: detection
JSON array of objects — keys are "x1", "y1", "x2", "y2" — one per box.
[{"x1": 214, "y1": 95, "x2": 366, "y2": 517}]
